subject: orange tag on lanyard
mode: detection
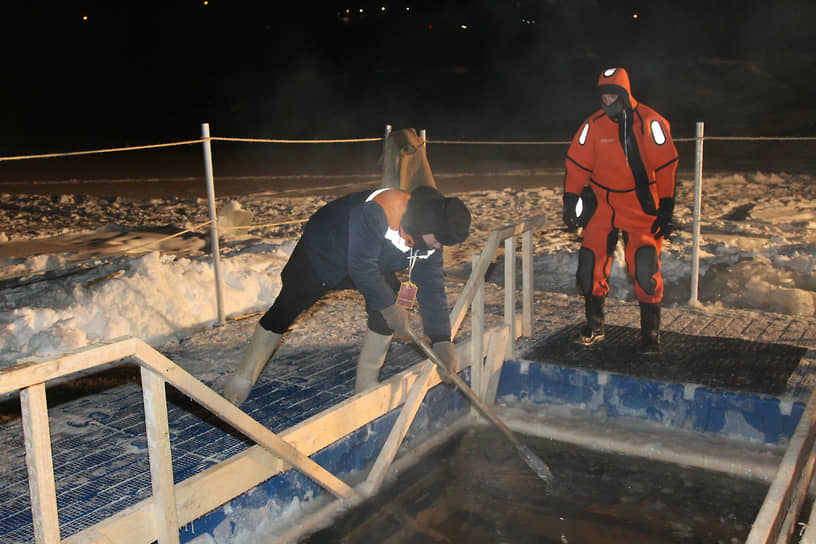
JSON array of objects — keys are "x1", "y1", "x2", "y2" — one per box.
[
  {"x1": 396, "y1": 249, "x2": 419, "y2": 308},
  {"x1": 396, "y1": 281, "x2": 418, "y2": 308}
]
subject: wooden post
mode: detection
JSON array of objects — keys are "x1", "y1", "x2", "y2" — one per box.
[
  {"x1": 483, "y1": 327, "x2": 510, "y2": 406},
  {"x1": 521, "y1": 229, "x2": 534, "y2": 337},
  {"x1": 365, "y1": 361, "x2": 435, "y2": 488},
  {"x1": 21, "y1": 383, "x2": 60, "y2": 544},
  {"x1": 689, "y1": 121, "x2": 704, "y2": 307},
  {"x1": 141, "y1": 368, "x2": 181, "y2": 544},
  {"x1": 504, "y1": 236, "x2": 516, "y2": 358}
]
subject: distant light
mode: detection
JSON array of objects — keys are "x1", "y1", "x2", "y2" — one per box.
[
  {"x1": 359, "y1": 8, "x2": 364, "y2": 13},
  {"x1": 380, "y1": 6, "x2": 385, "y2": 12},
  {"x1": 82, "y1": 15, "x2": 88, "y2": 22},
  {"x1": 460, "y1": 24, "x2": 467, "y2": 30},
  {"x1": 405, "y1": 6, "x2": 410, "y2": 12},
  {"x1": 632, "y1": 13, "x2": 638, "y2": 19}
]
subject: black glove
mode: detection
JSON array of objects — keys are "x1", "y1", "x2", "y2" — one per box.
[
  {"x1": 562, "y1": 192, "x2": 580, "y2": 232},
  {"x1": 651, "y1": 197, "x2": 675, "y2": 239}
]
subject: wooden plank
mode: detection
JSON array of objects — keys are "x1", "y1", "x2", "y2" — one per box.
[
  {"x1": 133, "y1": 343, "x2": 360, "y2": 503},
  {"x1": 0, "y1": 337, "x2": 139, "y2": 395},
  {"x1": 20, "y1": 383, "x2": 60, "y2": 544},
  {"x1": 140, "y1": 368, "x2": 180, "y2": 544},
  {"x1": 366, "y1": 361, "x2": 435, "y2": 487},
  {"x1": 490, "y1": 214, "x2": 546, "y2": 241},
  {"x1": 747, "y1": 385, "x2": 816, "y2": 544},
  {"x1": 799, "y1": 486, "x2": 816, "y2": 543},
  {"x1": 504, "y1": 236, "x2": 516, "y2": 359},
  {"x1": 521, "y1": 229, "x2": 534, "y2": 337},
  {"x1": 483, "y1": 327, "x2": 510, "y2": 406},
  {"x1": 774, "y1": 449, "x2": 816, "y2": 544},
  {"x1": 450, "y1": 230, "x2": 502, "y2": 338}
]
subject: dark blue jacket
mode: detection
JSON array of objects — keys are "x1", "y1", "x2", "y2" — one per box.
[{"x1": 302, "y1": 189, "x2": 451, "y2": 340}]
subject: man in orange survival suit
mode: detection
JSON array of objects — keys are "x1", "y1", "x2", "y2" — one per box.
[{"x1": 562, "y1": 67, "x2": 678, "y2": 353}]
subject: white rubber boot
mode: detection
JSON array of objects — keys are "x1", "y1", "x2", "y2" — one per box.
[
  {"x1": 355, "y1": 329, "x2": 392, "y2": 393},
  {"x1": 223, "y1": 324, "x2": 283, "y2": 406}
]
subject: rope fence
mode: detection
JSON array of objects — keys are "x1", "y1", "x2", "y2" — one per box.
[
  {"x1": 1, "y1": 123, "x2": 815, "y2": 320},
  {"x1": 2, "y1": 133, "x2": 814, "y2": 163}
]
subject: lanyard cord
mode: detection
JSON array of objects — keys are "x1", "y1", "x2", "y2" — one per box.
[{"x1": 407, "y1": 250, "x2": 418, "y2": 282}]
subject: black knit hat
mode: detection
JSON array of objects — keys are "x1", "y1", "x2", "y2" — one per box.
[{"x1": 404, "y1": 186, "x2": 471, "y2": 246}]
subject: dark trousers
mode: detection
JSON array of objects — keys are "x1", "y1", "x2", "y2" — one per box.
[{"x1": 259, "y1": 240, "x2": 399, "y2": 336}]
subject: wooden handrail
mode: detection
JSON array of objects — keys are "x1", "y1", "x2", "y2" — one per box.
[
  {"x1": 9, "y1": 337, "x2": 362, "y2": 544},
  {"x1": 747, "y1": 383, "x2": 816, "y2": 543},
  {"x1": 449, "y1": 214, "x2": 545, "y2": 339}
]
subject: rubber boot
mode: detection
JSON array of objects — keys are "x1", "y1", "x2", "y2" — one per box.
[
  {"x1": 355, "y1": 329, "x2": 392, "y2": 393},
  {"x1": 639, "y1": 302, "x2": 661, "y2": 354},
  {"x1": 576, "y1": 295, "x2": 605, "y2": 346},
  {"x1": 223, "y1": 324, "x2": 283, "y2": 406}
]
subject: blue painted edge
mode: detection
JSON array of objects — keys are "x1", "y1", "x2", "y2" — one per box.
[{"x1": 497, "y1": 359, "x2": 806, "y2": 446}]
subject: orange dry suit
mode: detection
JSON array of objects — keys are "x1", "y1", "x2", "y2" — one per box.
[{"x1": 564, "y1": 67, "x2": 679, "y2": 303}]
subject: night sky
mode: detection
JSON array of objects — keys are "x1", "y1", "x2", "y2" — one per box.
[{"x1": 1, "y1": 0, "x2": 814, "y2": 154}]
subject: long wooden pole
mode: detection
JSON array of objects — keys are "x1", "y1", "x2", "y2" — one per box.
[{"x1": 405, "y1": 328, "x2": 552, "y2": 482}]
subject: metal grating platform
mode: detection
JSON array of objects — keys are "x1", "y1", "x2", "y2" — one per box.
[
  {"x1": 522, "y1": 324, "x2": 807, "y2": 396},
  {"x1": 0, "y1": 342, "x2": 427, "y2": 543}
]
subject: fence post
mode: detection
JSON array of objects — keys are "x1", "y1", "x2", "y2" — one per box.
[
  {"x1": 689, "y1": 121, "x2": 704, "y2": 307},
  {"x1": 201, "y1": 123, "x2": 225, "y2": 325},
  {"x1": 381, "y1": 124, "x2": 392, "y2": 187}
]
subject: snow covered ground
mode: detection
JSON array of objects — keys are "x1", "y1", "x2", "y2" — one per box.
[{"x1": 0, "y1": 169, "x2": 814, "y2": 370}]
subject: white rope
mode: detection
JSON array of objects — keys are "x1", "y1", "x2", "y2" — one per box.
[
  {"x1": 427, "y1": 139, "x2": 571, "y2": 145},
  {"x1": 1, "y1": 134, "x2": 812, "y2": 163},
  {"x1": 0, "y1": 139, "x2": 204, "y2": 162},
  {"x1": 218, "y1": 219, "x2": 308, "y2": 231},
  {"x1": 212, "y1": 136, "x2": 383, "y2": 144},
  {"x1": 689, "y1": 136, "x2": 816, "y2": 141}
]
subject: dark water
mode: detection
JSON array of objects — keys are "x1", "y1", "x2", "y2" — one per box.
[{"x1": 300, "y1": 428, "x2": 767, "y2": 544}]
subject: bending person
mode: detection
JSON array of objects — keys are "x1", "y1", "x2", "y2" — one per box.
[{"x1": 224, "y1": 186, "x2": 471, "y2": 405}]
